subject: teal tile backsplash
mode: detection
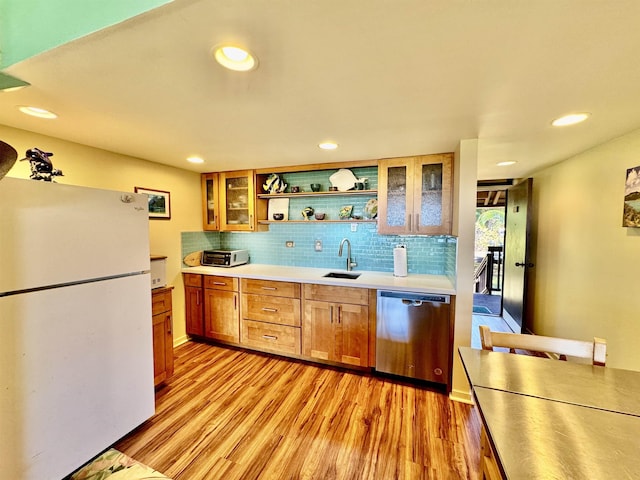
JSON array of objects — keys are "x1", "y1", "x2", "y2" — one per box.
[
  {"x1": 182, "y1": 165, "x2": 456, "y2": 278},
  {"x1": 182, "y1": 225, "x2": 456, "y2": 277}
]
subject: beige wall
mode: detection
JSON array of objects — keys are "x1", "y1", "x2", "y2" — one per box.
[
  {"x1": 450, "y1": 139, "x2": 478, "y2": 403},
  {"x1": 529, "y1": 128, "x2": 640, "y2": 370},
  {"x1": 1, "y1": 124, "x2": 202, "y2": 345}
]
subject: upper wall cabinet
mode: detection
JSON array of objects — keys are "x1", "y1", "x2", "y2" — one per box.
[
  {"x1": 201, "y1": 173, "x2": 219, "y2": 231},
  {"x1": 219, "y1": 170, "x2": 266, "y2": 232},
  {"x1": 377, "y1": 153, "x2": 453, "y2": 235}
]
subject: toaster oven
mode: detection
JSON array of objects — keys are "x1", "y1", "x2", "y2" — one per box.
[{"x1": 201, "y1": 249, "x2": 249, "y2": 267}]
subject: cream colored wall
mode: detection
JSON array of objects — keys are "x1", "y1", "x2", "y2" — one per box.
[
  {"x1": 449, "y1": 139, "x2": 478, "y2": 403},
  {"x1": 1, "y1": 124, "x2": 202, "y2": 345},
  {"x1": 530, "y1": 128, "x2": 640, "y2": 371}
]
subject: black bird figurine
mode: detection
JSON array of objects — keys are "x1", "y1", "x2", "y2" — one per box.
[{"x1": 20, "y1": 147, "x2": 63, "y2": 181}]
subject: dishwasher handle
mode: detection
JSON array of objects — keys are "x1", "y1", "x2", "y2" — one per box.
[{"x1": 402, "y1": 299, "x2": 424, "y2": 307}]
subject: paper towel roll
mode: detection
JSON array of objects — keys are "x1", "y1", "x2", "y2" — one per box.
[{"x1": 393, "y1": 245, "x2": 407, "y2": 277}]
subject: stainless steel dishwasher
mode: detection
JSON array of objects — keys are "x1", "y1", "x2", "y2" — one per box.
[{"x1": 376, "y1": 290, "x2": 452, "y2": 387}]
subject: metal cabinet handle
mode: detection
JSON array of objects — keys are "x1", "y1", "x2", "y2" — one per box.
[
  {"x1": 261, "y1": 307, "x2": 278, "y2": 312},
  {"x1": 408, "y1": 214, "x2": 412, "y2": 231},
  {"x1": 212, "y1": 281, "x2": 227, "y2": 286},
  {"x1": 166, "y1": 314, "x2": 172, "y2": 334},
  {"x1": 415, "y1": 213, "x2": 419, "y2": 230},
  {"x1": 329, "y1": 305, "x2": 334, "y2": 324},
  {"x1": 196, "y1": 290, "x2": 200, "y2": 305},
  {"x1": 337, "y1": 305, "x2": 342, "y2": 324},
  {"x1": 261, "y1": 287, "x2": 277, "y2": 290},
  {"x1": 262, "y1": 335, "x2": 278, "y2": 341},
  {"x1": 234, "y1": 294, "x2": 237, "y2": 310}
]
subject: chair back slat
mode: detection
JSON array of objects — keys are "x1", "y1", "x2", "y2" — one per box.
[{"x1": 479, "y1": 325, "x2": 607, "y2": 366}]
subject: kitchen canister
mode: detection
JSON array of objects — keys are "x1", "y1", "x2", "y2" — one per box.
[{"x1": 393, "y1": 244, "x2": 408, "y2": 277}]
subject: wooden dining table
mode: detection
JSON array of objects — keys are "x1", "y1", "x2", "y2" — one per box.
[{"x1": 458, "y1": 346, "x2": 640, "y2": 479}]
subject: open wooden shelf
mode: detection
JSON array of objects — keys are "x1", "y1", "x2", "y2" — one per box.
[
  {"x1": 257, "y1": 190, "x2": 377, "y2": 199},
  {"x1": 258, "y1": 219, "x2": 377, "y2": 224}
]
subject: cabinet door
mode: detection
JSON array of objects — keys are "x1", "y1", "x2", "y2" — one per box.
[
  {"x1": 185, "y1": 285, "x2": 204, "y2": 336},
  {"x1": 204, "y1": 289, "x2": 240, "y2": 343},
  {"x1": 378, "y1": 154, "x2": 453, "y2": 235},
  {"x1": 336, "y1": 303, "x2": 369, "y2": 366},
  {"x1": 163, "y1": 312, "x2": 174, "y2": 380},
  {"x1": 152, "y1": 311, "x2": 169, "y2": 385},
  {"x1": 302, "y1": 300, "x2": 335, "y2": 361},
  {"x1": 413, "y1": 154, "x2": 453, "y2": 235},
  {"x1": 377, "y1": 157, "x2": 415, "y2": 234},
  {"x1": 201, "y1": 173, "x2": 219, "y2": 231},
  {"x1": 219, "y1": 170, "x2": 256, "y2": 231}
]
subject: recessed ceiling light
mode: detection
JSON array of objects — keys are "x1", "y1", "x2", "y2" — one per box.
[
  {"x1": 187, "y1": 156, "x2": 204, "y2": 164},
  {"x1": 212, "y1": 45, "x2": 258, "y2": 72},
  {"x1": 497, "y1": 161, "x2": 517, "y2": 167},
  {"x1": 18, "y1": 106, "x2": 57, "y2": 119},
  {"x1": 319, "y1": 142, "x2": 338, "y2": 150},
  {"x1": 551, "y1": 112, "x2": 590, "y2": 127}
]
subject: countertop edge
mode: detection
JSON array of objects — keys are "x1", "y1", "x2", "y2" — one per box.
[{"x1": 181, "y1": 264, "x2": 456, "y2": 295}]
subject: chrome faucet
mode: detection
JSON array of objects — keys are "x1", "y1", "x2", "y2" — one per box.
[{"x1": 338, "y1": 238, "x2": 357, "y2": 271}]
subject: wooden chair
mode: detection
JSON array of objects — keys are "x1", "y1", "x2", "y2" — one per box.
[{"x1": 479, "y1": 325, "x2": 607, "y2": 366}]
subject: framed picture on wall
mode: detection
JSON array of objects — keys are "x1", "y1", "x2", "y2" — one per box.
[
  {"x1": 623, "y1": 166, "x2": 640, "y2": 227},
  {"x1": 135, "y1": 187, "x2": 171, "y2": 219}
]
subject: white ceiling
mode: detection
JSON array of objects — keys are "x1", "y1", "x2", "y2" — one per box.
[{"x1": 1, "y1": 0, "x2": 640, "y2": 180}]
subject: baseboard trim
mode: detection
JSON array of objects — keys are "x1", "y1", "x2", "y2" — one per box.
[
  {"x1": 173, "y1": 335, "x2": 190, "y2": 347},
  {"x1": 449, "y1": 388, "x2": 473, "y2": 404}
]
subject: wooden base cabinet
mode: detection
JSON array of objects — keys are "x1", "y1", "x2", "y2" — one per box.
[
  {"x1": 151, "y1": 286, "x2": 174, "y2": 386},
  {"x1": 302, "y1": 284, "x2": 370, "y2": 367},
  {"x1": 204, "y1": 275, "x2": 240, "y2": 343},
  {"x1": 240, "y1": 279, "x2": 302, "y2": 355},
  {"x1": 183, "y1": 273, "x2": 204, "y2": 336}
]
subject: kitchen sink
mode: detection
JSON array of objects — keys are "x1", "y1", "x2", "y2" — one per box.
[{"x1": 323, "y1": 272, "x2": 361, "y2": 280}]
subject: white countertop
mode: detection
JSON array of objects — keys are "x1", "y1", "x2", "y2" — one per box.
[{"x1": 182, "y1": 264, "x2": 456, "y2": 295}]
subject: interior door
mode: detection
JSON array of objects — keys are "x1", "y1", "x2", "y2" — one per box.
[{"x1": 502, "y1": 178, "x2": 533, "y2": 333}]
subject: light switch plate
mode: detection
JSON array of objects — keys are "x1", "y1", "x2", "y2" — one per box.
[
  {"x1": 315, "y1": 240, "x2": 322, "y2": 251},
  {"x1": 286, "y1": 240, "x2": 295, "y2": 248}
]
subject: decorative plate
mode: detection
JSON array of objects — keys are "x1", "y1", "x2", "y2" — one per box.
[
  {"x1": 329, "y1": 169, "x2": 358, "y2": 191},
  {"x1": 364, "y1": 198, "x2": 378, "y2": 219},
  {"x1": 339, "y1": 205, "x2": 353, "y2": 219}
]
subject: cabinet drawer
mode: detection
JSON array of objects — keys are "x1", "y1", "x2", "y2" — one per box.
[
  {"x1": 152, "y1": 289, "x2": 172, "y2": 315},
  {"x1": 303, "y1": 283, "x2": 369, "y2": 305},
  {"x1": 204, "y1": 275, "x2": 238, "y2": 291},
  {"x1": 241, "y1": 278, "x2": 300, "y2": 298},
  {"x1": 242, "y1": 294, "x2": 301, "y2": 327},
  {"x1": 241, "y1": 319, "x2": 301, "y2": 355},
  {"x1": 183, "y1": 273, "x2": 203, "y2": 287}
]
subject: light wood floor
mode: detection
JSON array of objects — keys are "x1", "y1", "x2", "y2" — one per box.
[{"x1": 115, "y1": 342, "x2": 481, "y2": 479}]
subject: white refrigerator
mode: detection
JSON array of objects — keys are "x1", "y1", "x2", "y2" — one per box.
[{"x1": 0, "y1": 177, "x2": 155, "y2": 480}]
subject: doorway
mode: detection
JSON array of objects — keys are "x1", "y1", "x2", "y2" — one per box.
[{"x1": 471, "y1": 181, "x2": 513, "y2": 348}]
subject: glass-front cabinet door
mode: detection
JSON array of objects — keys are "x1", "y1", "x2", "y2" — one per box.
[
  {"x1": 413, "y1": 154, "x2": 453, "y2": 235},
  {"x1": 201, "y1": 173, "x2": 219, "y2": 231},
  {"x1": 219, "y1": 170, "x2": 256, "y2": 231},
  {"x1": 377, "y1": 157, "x2": 415, "y2": 234},
  {"x1": 378, "y1": 154, "x2": 453, "y2": 235}
]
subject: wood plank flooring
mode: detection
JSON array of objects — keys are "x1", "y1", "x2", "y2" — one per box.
[{"x1": 115, "y1": 342, "x2": 481, "y2": 479}]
